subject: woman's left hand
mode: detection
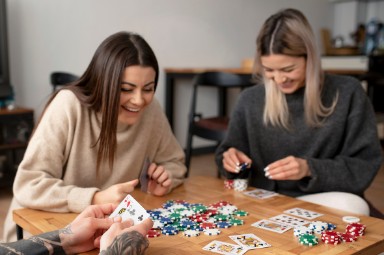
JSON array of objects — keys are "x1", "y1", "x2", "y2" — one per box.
[
  {"x1": 146, "y1": 163, "x2": 172, "y2": 196},
  {"x1": 264, "y1": 156, "x2": 311, "y2": 180}
]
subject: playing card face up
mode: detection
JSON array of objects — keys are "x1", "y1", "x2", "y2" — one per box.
[
  {"x1": 251, "y1": 219, "x2": 291, "y2": 234},
  {"x1": 269, "y1": 214, "x2": 310, "y2": 227},
  {"x1": 202, "y1": 240, "x2": 248, "y2": 255},
  {"x1": 284, "y1": 207, "x2": 323, "y2": 220},
  {"x1": 243, "y1": 188, "x2": 277, "y2": 199},
  {"x1": 109, "y1": 194, "x2": 149, "y2": 225},
  {"x1": 229, "y1": 234, "x2": 271, "y2": 249}
]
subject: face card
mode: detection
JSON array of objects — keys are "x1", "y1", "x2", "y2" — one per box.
[
  {"x1": 251, "y1": 219, "x2": 291, "y2": 234},
  {"x1": 269, "y1": 214, "x2": 310, "y2": 227},
  {"x1": 139, "y1": 157, "x2": 150, "y2": 193},
  {"x1": 229, "y1": 234, "x2": 271, "y2": 249},
  {"x1": 202, "y1": 240, "x2": 248, "y2": 255},
  {"x1": 243, "y1": 188, "x2": 277, "y2": 199},
  {"x1": 109, "y1": 194, "x2": 149, "y2": 225},
  {"x1": 284, "y1": 207, "x2": 323, "y2": 220}
]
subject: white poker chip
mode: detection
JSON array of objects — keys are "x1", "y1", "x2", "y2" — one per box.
[
  {"x1": 183, "y1": 230, "x2": 200, "y2": 237},
  {"x1": 203, "y1": 228, "x2": 221, "y2": 236},
  {"x1": 342, "y1": 216, "x2": 360, "y2": 223}
]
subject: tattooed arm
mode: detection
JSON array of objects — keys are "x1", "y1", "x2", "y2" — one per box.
[{"x1": 0, "y1": 204, "x2": 153, "y2": 255}]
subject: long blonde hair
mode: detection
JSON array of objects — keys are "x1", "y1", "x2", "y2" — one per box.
[{"x1": 253, "y1": 8, "x2": 338, "y2": 129}]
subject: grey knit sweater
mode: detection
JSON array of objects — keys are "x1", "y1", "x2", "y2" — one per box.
[{"x1": 215, "y1": 74, "x2": 383, "y2": 197}]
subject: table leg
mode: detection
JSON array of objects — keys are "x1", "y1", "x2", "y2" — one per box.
[{"x1": 16, "y1": 224, "x2": 23, "y2": 240}]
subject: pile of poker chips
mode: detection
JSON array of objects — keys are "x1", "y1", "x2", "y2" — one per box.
[
  {"x1": 294, "y1": 220, "x2": 367, "y2": 246},
  {"x1": 146, "y1": 199, "x2": 248, "y2": 238},
  {"x1": 224, "y1": 179, "x2": 248, "y2": 191}
]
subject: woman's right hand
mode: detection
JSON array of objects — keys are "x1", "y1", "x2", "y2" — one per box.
[
  {"x1": 222, "y1": 147, "x2": 252, "y2": 173},
  {"x1": 92, "y1": 179, "x2": 139, "y2": 205}
]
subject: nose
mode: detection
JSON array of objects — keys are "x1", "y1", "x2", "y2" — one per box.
[
  {"x1": 130, "y1": 91, "x2": 144, "y2": 105},
  {"x1": 274, "y1": 72, "x2": 287, "y2": 84}
]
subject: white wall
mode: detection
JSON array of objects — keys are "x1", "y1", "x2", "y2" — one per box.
[{"x1": 6, "y1": 0, "x2": 332, "y2": 147}]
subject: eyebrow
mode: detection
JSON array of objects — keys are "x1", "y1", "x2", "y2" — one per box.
[
  {"x1": 262, "y1": 64, "x2": 295, "y2": 70},
  {"x1": 121, "y1": 81, "x2": 155, "y2": 87}
]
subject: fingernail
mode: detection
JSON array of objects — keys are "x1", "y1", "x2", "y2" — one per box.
[
  {"x1": 264, "y1": 166, "x2": 269, "y2": 172},
  {"x1": 264, "y1": 171, "x2": 270, "y2": 177}
]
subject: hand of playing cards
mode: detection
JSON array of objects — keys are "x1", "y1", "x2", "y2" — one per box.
[{"x1": 109, "y1": 194, "x2": 149, "y2": 225}]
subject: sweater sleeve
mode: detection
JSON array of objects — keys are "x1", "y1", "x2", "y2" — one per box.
[
  {"x1": 151, "y1": 102, "x2": 186, "y2": 190},
  {"x1": 13, "y1": 91, "x2": 98, "y2": 213},
  {"x1": 301, "y1": 81, "x2": 383, "y2": 196}
]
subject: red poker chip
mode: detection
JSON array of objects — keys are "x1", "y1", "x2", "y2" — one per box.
[
  {"x1": 340, "y1": 233, "x2": 358, "y2": 242},
  {"x1": 146, "y1": 229, "x2": 161, "y2": 238},
  {"x1": 200, "y1": 222, "x2": 216, "y2": 229}
]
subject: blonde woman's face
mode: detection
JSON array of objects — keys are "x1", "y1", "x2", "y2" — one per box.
[
  {"x1": 261, "y1": 54, "x2": 306, "y2": 94},
  {"x1": 118, "y1": 66, "x2": 156, "y2": 125}
]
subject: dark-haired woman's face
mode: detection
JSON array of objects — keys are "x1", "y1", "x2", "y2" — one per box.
[
  {"x1": 261, "y1": 54, "x2": 306, "y2": 94},
  {"x1": 118, "y1": 66, "x2": 156, "y2": 125}
]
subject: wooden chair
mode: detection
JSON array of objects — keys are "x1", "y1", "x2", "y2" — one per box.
[
  {"x1": 50, "y1": 72, "x2": 78, "y2": 92},
  {"x1": 184, "y1": 71, "x2": 252, "y2": 177}
]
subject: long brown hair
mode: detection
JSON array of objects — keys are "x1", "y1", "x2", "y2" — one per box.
[
  {"x1": 253, "y1": 9, "x2": 337, "y2": 128},
  {"x1": 42, "y1": 31, "x2": 159, "y2": 171}
]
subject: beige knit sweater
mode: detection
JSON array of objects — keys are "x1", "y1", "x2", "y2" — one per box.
[{"x1": 3, "y1": 90, "x2": 186, "y2": 241}]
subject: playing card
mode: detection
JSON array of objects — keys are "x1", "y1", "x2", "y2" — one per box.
[
  {"x1": 284, "y1": 207, "x2": 323, "y2": 220},
  {"x1": 229, "y1": 234, "x2": 271, "y2": 249},
  {"x1": 202, "y1": 240, "x2": 248, "y2": 255},
  {"x1": 243, "y1": 188, "x2": 277, "y2": 199},
  {"x1": 251, "y1": 219, "x2": 291, "y2": 233},
  {"x1": 139, "y1": 157, "x2": 150, "y2": 192},
  {"x1": 109, "y1": 194, "x2": 149, "y2": 225},
  {"x1": 269, "y1": 214, "x2": 310, "y2": 227}
]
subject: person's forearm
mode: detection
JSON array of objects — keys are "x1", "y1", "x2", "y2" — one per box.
[
  {"x1": 99, "y1": 231, "x2": 149, "y2": 255},
  {"x1": 0, "y1": 230, "x2": 66, "y2": 255}
]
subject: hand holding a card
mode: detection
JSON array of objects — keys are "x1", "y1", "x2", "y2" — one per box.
[
  {"x1": 222, "y1": 147, "x2": 252, "y2": 173},
  {"x1": 92, "y1": 179, "x2": 139, "y2": 205},
  {"x1": 146, "y1": 162, "x2": 172, "y2": 196}
]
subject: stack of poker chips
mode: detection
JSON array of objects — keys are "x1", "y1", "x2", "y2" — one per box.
[
  {"x1": 224, "y1": 179, "x2": 248, "y2": 191},
  {"x1": 299, "y1": 234, "x2": 319, "y2": 246},
  {"x1": 321, "y1": 231, "x2": 341, "y2": 245},
  {"x1": 345, "y1": 222, "x2": 366, "y2": 237},
  {"x1": 146, "y1": 200, "x2": 248, "y2": 238}
]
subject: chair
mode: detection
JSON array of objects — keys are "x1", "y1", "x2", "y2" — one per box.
[
  {"x1": 184, "y1": 71, "x2": 252, "y2": 177},
  {"x1": 50, "y1": 72, "x2": 79, "y2": 92}
]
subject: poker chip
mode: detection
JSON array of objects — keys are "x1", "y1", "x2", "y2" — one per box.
[
  {"x1": 345, "y1": 223, "x2": 366, "y2": 236},
  {"x1": 299, "y1": 234, "x2": 319, "y2": 246},
  {"x1": 216, "y1": 221, "x2": 232, "y2": 228},
  {"x1": 146, "y1": 229, "x2": 161, "y2": 238},
  {"x1": 229, "y1": 218, "x2": 244, "y2": 226},
  {"x1": 233, "y1": 179, "x2": 248, "y2": 191},
  {"x1": 340, "y1": 233, "x2": 358, "y2": 242},
  {"x1": 308, "y1": 221, "x2": 328, "y2": 234},
  {"x1": 203, "y1": 228, "x2": 221, "y2": 236},
  {"x1": 342, "y1": 216, "x2": 360, "y2": 223},
  {"x1": 183, "y1": 229, "x2": 200, "y2": 237},
  {"x1": 200, "y1": 222, "x2": 216, "y2": 229},
  {"x1": 293, "y1": 225, "x2": 313, "y2": 237},
  {"x1": 224, "y1": 179, "x2": 234, "y2": 189},
  {"x1": 234, "y1": 210, "x2": 248, "y2": 216},
  {"x1": 321, "y1": 231, "x2": 341, "y2": 245}
]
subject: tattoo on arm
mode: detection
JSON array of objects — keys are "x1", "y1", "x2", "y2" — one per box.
[
  {"x1": 99, "y1": 231, "x2": 149, "y2": 255},
  {"x1": 0, "y1": 227, "x2": 71, "y2": 255}
]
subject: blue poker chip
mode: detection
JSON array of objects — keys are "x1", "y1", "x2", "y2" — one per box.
[
  {"x1": 216, "y1": 221, "x2": 232, "y2": 228},
  {"x1": 159, "y1": 216, "x2": 173, "y2": 225},
  {"x1": 327, "y1": 223, "x2": 337, "y2": 230},
  {"x1": 180, "y1": 220, "x2": 196, "y2": 229}
]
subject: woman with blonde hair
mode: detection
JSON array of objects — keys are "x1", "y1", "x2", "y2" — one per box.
[{"x1": 216, "y1": 8, "x2": 382, "y2": 215}]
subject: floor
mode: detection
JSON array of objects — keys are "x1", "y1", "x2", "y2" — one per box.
[{"x1": 0, "y1": 153, "x2": 383, "y2": 242}]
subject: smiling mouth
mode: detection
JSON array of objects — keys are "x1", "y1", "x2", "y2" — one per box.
[{"x1": 123, "y1": 106, "x2": 140, "y2": 112}]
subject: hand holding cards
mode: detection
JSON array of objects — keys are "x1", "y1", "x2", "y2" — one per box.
[{"x1": 109, "y1": 194, "x2": 149, "y2": 225}]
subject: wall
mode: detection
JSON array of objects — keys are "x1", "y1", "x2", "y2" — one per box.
[{"x1": 6, "y1": 0, "x2": 332, "y2": 147}]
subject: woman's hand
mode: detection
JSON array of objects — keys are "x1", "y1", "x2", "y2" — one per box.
[
  {"x1": 92, "y1": 179, "x2": 139, "y2": 205},
  {"x1": 222, "y1": 147, "x2": 252, "y2": 173},
  {"x1": 264, "y1": 156, "x2": 310, "y2": 180},
  {"x1": 146, "y1": 163, "x2": 172, "y2": 196}
]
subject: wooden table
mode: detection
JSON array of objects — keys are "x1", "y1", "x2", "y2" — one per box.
[
  {"x1": 13, "y1": 176, "x2": 384, "y2": 254},
  {"x1": 164, "y1": 67, "x2": 367, "y2": 130}
]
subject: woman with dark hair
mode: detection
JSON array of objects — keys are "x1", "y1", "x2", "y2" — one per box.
[
  {"x1": 3, "y1": 31, "x2": 186, "y2": 241},
  {"x1": 216, "y1": 9, "x2": 382, "y2": 215}
]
